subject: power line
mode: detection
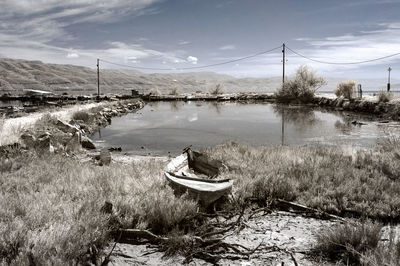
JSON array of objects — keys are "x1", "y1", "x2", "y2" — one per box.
[
  {"x1": 99, "y1": 45, "x2": 282, "y2": 71},
  {"x1": 286, "y1": 45, "x2": 400, "y2": 65}
]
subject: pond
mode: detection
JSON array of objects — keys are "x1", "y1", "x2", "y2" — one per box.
[{"x1": 91, "y1": 101, "x2": 400, "y2": 156}]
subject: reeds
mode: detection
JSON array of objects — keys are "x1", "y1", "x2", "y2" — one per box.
[
  {"x1": 205, "y1": 140, "x2": 400, "y2": 219},
  {"x1": 0, "y1": 153, "x2": 197, "y2": 265}
]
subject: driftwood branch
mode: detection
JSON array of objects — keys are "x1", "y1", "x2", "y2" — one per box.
[
  {"x1": 118, "y1": 229, "x2": 168, "y2": 244},
  {"x1": 276, "y1": 199, "x2": 347, "y2": 222}
]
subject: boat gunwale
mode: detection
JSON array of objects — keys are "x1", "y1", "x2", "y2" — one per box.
[{"x1": 166, "y1": 171, "x2": 232, "y2": 184}]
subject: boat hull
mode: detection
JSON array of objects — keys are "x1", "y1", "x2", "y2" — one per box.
[{"x1": 164, "y1": 153, "x2": 233, "y2": 206}]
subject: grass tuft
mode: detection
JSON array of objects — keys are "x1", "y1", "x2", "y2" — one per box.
[
  {"x1": 314, "y1": 221, "x2": 382, "y2": 264},
  {"x1": 378, "y1": 91, "x2": 391, "y2": 103},
  {"x1": 169, "y1": 87, "x2": 182, "y2": 96}
]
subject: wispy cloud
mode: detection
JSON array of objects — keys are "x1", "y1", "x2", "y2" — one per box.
[
  {"x1": 219, "y1": 45, "x2": 236, "y2": 50},
  {"x1": 178, "y1": 41, "x2": 190, "y2": 45},
  {"x1": 289, "y1": 22, "x2": 400, "y2": 76},
  {"x1": 0, "y1": 0, "x2": 196, "y2": 69}
]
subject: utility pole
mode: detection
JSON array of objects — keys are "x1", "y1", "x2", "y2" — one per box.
[
  {"x1": 281, "y1": 43, "x2": 286, "y2": 145},
  {"x1": 387, "y1": 67, "x2": 392, "y2": 92},
  {"x1": 282, "y1": 43, "x2": 285, "y2": 84},
  {"x1": 281, "y1": 108, "x2": 285, "y2": 145},
  {"x1": 97, "y1": 58, "x2": 100, "y2": 99}
]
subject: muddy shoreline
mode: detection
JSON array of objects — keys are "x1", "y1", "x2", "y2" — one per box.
[{"x1": 2, "y1": 92, "x2": 400, "y2": 122}]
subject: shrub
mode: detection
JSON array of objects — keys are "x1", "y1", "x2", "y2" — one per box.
[
  {"x1": 72, "y1": 110, "x2": 91, "y2": 122},
  {"x1": 276, "y1": 65, "x2": 326, "y2": 102},
  {"x1": 169, "y1": 87, "x2": 182, "y2": 96},
  {"x1": 210, "y1": 84, "x2": 224, "y2": 95},
  {"x1": 378, "y1": 91, "x2": 391, "y2": 103},
  {"x1": 314, "y1": 221, "x2": 382, "y2": 264},
  {"x1": 335, "y1": 80, "x2": 356, "y2": 99},
  {"x1": 149, "y1": 88, "x2": 161, "y2": 96}
]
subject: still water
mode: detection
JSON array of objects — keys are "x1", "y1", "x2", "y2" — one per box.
[{"x1": 92, "y1": 101, "x2": 400, "y2": 156}]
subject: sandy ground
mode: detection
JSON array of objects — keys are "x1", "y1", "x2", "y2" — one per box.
[
  {"x1": 107, "y1": 211, "x2": 339, "y2": 266},
  {"x1": 0, "y1": 102, "x2": 108, "y2": 146}
]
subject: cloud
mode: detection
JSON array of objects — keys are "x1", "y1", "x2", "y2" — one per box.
[
  {"x1": 178, "y1": 41, "x2": 190, "y2": 45},
  {"x1": 0, "y1": 0, "x2": 162, "y2": 45},
  {"x1": 289, "y1": 22, "x2": 400, "y2": 76},
  {"x1": 219, "y1": 45, "x2": 236, "y2": 50},
  {"x1": 187, "y1": 56, "x2": 198, "y2": 64},
  {"x1": 66, "y1": 52, "x2": 79, "y2": 58}
]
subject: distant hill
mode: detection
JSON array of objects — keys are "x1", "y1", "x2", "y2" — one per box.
[
  {"x1": 1, "y1": 58, "x2": 397, "y2": 95},
  {"x1": 0, "y1": 58, "x2": 281, "y2": 95}
]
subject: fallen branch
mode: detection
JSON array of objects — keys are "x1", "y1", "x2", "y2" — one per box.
[
  {"x1": 200, "y1": 205, "x2": 246, "y2": 238},
  {"x1": 118, "y1": 229, "x2": 168, "y2": 244},
  {"x1": 101, "y1": 230, "x2": 122, "y2": 266},
  {"x1": 248, "y1": 206, "x2": 272, "y2": 219},
  {"x1": 276, "y1": 199, "x2": 347, "y2": 222}
]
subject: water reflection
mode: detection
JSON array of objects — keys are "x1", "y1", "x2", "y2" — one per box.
[
  {"x1": 148, "y1": 101, "x2": 160, "y2": 109},
  {"x1": 207, "y1": 102, "x2": 223, "y2": 114},
  {"x1": 334, "y1": 120, "x2": 352, "y2": 134},
  {"x1": 169, "y1": 101, "x2": 184, "y2": 112},
  {"x1": 272, "y1": 105, "x2": 321, "y2": 131},
  {"x1": 93, "y1": 102, "x2": 400, "y2": 155}
]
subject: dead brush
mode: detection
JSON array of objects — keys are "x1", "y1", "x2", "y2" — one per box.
[
  {"x1": 314, "y1": 221, "x2": 382, "y2": 264},
  {"x1": 160, "y1": 232, "x2": 198, "y2": 257},
  {"x1": 72, "y1": 110, "x2": 91, "y2": 123},
  {"x1": 209, "y1": 84, "x2": 224, "y2": 95},
  {"x1": 361, "y1": 230, "x2": 400, "y2": 266}
]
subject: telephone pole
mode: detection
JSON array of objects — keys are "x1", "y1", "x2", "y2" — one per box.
[
  {"x1": 282, "y1": 43, "x2": 285, "y2": 84},
  {"x1": 97, "y1": 58, "x2": 100, "y2": 99},
  {"x1": 387, "y1": 66, "x2": 392, "y2": 92}
]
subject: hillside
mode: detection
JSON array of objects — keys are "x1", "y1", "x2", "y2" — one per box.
[
  {"x1": 1, "y1": 58, "x2": 396, "y2": 96},
  {"x1": 0, "y1": 58, "x2": 281, "y2": 95}
]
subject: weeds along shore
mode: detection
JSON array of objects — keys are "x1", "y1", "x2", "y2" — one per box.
[{"x1": 1, "y1": 98, "x2": 400, "y2": 265}]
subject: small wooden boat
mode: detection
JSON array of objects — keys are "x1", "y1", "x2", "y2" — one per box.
[{"x1": 165, "y1": 149, "x2": 233, "y2": 206}]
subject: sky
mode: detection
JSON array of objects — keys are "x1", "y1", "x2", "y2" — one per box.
[{"x1": 1, "y1": 0, "x2": 400, "y2": 79}]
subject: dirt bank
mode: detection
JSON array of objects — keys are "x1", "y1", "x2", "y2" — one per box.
[{"x1": 108, "y1": 211, "x2": 338, "y2": 265}]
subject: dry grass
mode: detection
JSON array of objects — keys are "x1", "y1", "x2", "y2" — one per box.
[
  {"x1": 377, "y1": 91, "x2": 392, "y2": 103},
  {"x1": 314, "y1": 221, "x2": 382, "y2": 264},
  {"x1": 315, "y1": 221, "x2": 400, "y2": 266},
  {"x1": 0, "y1": 153, "x2": 197, "y2": 265},
  {"x1": 361, "y1": 229, "x2": 400, "y2": 266},
  {"x1": 169, "y1": 87, "x2": 182, "y2": 96},
  {"x1": 205, "y1": 139, "x2": 400, "y2": 219}
]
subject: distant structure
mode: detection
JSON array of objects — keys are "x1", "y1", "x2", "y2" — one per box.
[
  {"x1": 24, "y1": 89, "x2": 53, "y2": 97},
  {"x1": 357, "y1": 84, "x2": 362, "y2": 99}
]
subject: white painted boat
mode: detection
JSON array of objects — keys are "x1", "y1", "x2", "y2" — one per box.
[{"x1": 164, "y1": 153, "x2": 233, "y2": 206}]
